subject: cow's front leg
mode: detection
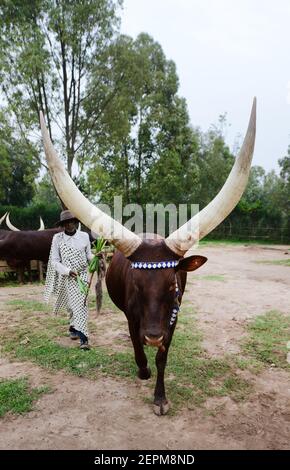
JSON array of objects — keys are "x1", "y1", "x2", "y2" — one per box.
[
  {"x1": 153, "y1": 346, "x2": 170, "y2": 415},
  {"x1": 128, "y1": 322, "x2": 151, "y2": 380}
]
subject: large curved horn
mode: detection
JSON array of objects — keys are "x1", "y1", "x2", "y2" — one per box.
[
  {"x1": 165, "y1": 98, "x2": 256, "y2": 255},
  {"x1": 6, "y1": 213, "x2": 20, "y2": 231},
  {"x1": 0, "y1": 212, "x2": 7, "y2": 227},
  {"x1": 38, "y1": 217, "x2": 45, "y2": 231},
  {"x1": 39, "y1": 112, "x2": 142, "y2": 257}
]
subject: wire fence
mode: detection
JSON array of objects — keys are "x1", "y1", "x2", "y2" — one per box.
[{"x1": 208, "y1": 224, "x2": 290, "y2": 244}]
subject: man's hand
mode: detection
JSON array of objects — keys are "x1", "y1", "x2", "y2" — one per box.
[{"x1": 69, "y1": 270, "x2": 77, "y2": 279}]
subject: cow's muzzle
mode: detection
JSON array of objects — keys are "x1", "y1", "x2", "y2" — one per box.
[{"x1": 144, "y1": 335, "x2": 165, "y2": 352}]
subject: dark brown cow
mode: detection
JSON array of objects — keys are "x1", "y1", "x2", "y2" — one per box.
[
  {"x1": 0, "y1": 226, "x2": 96, "y2": 282},
  {"x1": 40, "y1": 98, "x2": 256, "y2": 414},
  {"x1": 0, "y1": 230, "x2": 8, "y2": 240},
  {"x1": 106, "y1": 236, "x2": 207, "y2": 414},
  {"x1": 0, "y1": 228, "x2": 59, "y2": 263},
  {"x1": 0, "y1": 211, "x2": 59, "y2": 281}
]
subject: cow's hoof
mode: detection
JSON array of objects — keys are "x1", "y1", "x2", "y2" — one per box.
[
  {"x1": 153, "y1": 402, "x2": 170, "y2": 416},
  {"x1": 138, "y1": 367, "x2": 151, "y2": 380}
]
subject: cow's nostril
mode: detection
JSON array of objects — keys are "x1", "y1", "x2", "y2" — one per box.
[
  {"x1": 145, "y1": 335, "x2": 163, "y2": 342},
  {"x1": 144, "y1": 335, "x2": 164, "y2": 348}
]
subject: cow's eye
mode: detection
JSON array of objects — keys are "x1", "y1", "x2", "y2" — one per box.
[{"x1": 169, "y1": 284, "x2": 176, "y2": 292}]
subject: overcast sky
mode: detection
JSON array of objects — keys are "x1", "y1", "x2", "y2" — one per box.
[{"x1": 120, "y1": 0, "x2": 290, "y2": 173}]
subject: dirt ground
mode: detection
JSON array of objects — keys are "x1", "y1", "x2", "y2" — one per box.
[{"x1": 0, "y1": 244, "x2": 290, "y2": 450}]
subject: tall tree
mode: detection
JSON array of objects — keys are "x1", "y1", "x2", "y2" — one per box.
[
  {"x1": 0, "y1": 111, "x2": 39, "y2": 206},
  {"x1": 0, "y1": 0, "x2": 122, "y2": 175},
  {"x1": 85, "y1": 33, "x2": 200, "y2": 206},
  {"x1": 193, "y1": 117, "x2": 235, "y2": 209},
  {"x1": 278, "y1": 152, "x2": 290, "y2": 237}
]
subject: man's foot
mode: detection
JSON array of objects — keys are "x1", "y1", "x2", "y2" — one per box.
[
  {"x1": 80, "y1": 340, "x2": 90, "y2": 350},
  {"x1": 78, "y1": 332, "x2": 90, "y2": 350},
  {"x1": 70, "y1": 332, "x2": 79, "y2": 340},
  {"x1": 69, "y1": 326, "x2": 79, "y2": 340}
]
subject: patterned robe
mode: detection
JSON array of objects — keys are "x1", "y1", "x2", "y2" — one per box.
[{"x1": 44, "y1": 232, "x2": 90, "y2": 337}]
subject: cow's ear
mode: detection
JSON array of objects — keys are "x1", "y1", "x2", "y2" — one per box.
[{"x1": 177, "y1": 255, "x2": 207, "y2": 272}]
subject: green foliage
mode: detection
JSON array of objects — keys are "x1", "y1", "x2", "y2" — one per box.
[
  {"x1": 32, "y1": 173, "x2": 60, "y2": 207},
  {"x1": 0, "y1": 111, "x2": 39, "y2": 206},
  {"x1": 238, "y1": 167, "x2": 285, "y2": 225},
  {"x1": 0, "y1": 1, "x2": 289, "y2": 243},
  {"x1": 194, "y1": 120, "x2": 234, "y2": 209},
  {"x1": 0, "y1": 0, "x2": 123, "y2": 175},
  {"x1": 0, "y1": 203, "x2": 60, "y2": 229},
  {"x1": 0, "y1": 377, "x2": 50, "y2": 417},
  {"x1": 278, "y1": 153, "x2": 290, "y2": 237},
  {"x1": 209, "y1": 164, "x2": 290, "y2": 243},
  {"x1": 86, "y1": 33, "x2": 200, "y2": 207},
  {"x1": 89, "y1": 238, "x2": 107, "y2": 273},
  {"x1": 76, "y1": 275, "x2": 89, "y2": 295}
]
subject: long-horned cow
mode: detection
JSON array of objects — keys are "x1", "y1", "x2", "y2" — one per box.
[
  {"x1": 0, "y1": 229, "x2": 60, "y2": 282},
  {"x1": 40, "y1": 99, "x2": 256, "y2": 415},
  {"x1": 0, "y1": 214, "x2": 86, "y2": 282},
  {"x1": 0, "y1": 213, "x2": 57, "y2": 281}
]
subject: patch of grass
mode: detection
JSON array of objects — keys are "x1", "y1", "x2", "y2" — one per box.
[
  {"x1": 0, "y1": 273, "x2": 19, "y2": 287},
  {"x1": 2, "y1": 333, "x2": 137, "y2": 379},
  {"x1": 6, "y1": 299, "x2": 50, "y2": 313},
  {"x1": 0, "y1": 272, "x2": 45, "y2": 287},
  {"x1": 88, "y1": 291, "x2": 120, "y2": 313},
  {"x1": 0, "y1": 377, "x2": 50, "y2": 417},
  {"x1": 143, "y1": 305, "x2": 252, "y2": 413},
  {"x1": 234, "y1": 357, "x2": 263, "y2": 374},
  {"x1": 198, "y1": 275, "x2": 226, "y2": 282},
  {"x1": 0, "y1": 298, "x2": 259, "y2": 414},
  {"x1": 1, "y1": 300, "x2": 136, "y2": 380},
  {"x1": 2, "y1": 300, "x2": 286, "y2": 415},
  {"x1": 242, "y1": 310, "x2": 290, "y2": 368},
  {"x1": 199, "y1": 239, "x2": 279, "y2": 247},
  {"x1": 216, "y1": 376, "x2": 250, "y2": 401},
  {"x1": 199, "y1": 239, "x2": 244, "y2": 246},
  {"x1": 255, "y1": 259, "x2": 290, "y2": 267}
]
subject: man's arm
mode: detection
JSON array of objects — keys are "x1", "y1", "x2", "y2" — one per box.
[{"x1": 51, "y1": 235, "x2": 71, "y2": 276}]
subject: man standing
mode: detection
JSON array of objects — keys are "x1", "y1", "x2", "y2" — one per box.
[{"x1": 44, "y1": 210, "x2": 93, "y2": 350}]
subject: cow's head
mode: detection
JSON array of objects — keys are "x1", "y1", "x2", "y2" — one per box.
[{"x1": 128, "y1": 238, "x2": 207, "y2": 349}]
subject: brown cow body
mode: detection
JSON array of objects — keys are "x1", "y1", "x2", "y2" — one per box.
[
  {"x1": 0, "y1": 227, "x2": 97, "y2": 283},
  {"x1": 0, "y1": 228, "x2": 60, "y2": 282},
  {"x1": 0, "y1": 228, "x2": 60, "y2": 263},
  {"x1": 106, "y1": 235, "x2": 206, "y2": 415},
  {"x1": 0, "y1": 229, "x2": 9, "y2": 240}
]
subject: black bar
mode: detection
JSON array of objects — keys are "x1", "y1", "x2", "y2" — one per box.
[{"x1": 0, "y1": 450, "x2": 290, "y2": 467}]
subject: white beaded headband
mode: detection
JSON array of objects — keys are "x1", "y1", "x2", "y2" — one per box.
[{"x1": 131, "y1": 261, "x2": 179, "y2": 269}]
